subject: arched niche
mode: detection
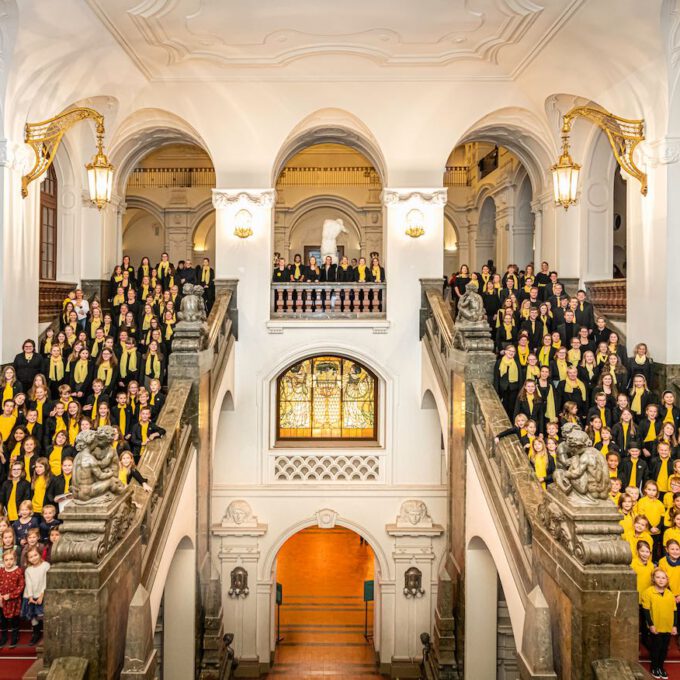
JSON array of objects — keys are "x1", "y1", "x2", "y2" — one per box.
[{"x1": 477, "y1": 195, "x2": 497, "y2": 267}]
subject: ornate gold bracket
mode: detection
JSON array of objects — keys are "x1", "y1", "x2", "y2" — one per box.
[
  {"x1": 22, "y1": 107, "x2": 106, "y2": 197},
  {"x1": 561, "y1": 106, "x2": 647, "y2": 195}
]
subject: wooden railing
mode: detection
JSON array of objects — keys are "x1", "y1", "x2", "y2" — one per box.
[
  {"x1": 127, "y1": 167, "x2": 215, "y2": 189},
  {"x1": 443, "y1": 165, "x2": 470, "y2": 186},
  {"x1": 277, "y1": 166, "x2": 381, "y2": 187},
  {"x1": 271, "y1": 282, "x2": 386, "y2": 319},
  {"x1": 39, "y1": 279, "x2": 76, "y2": 322},
  {"x1": 585, "y1": 278, "x2": 626, "y2": 320}
]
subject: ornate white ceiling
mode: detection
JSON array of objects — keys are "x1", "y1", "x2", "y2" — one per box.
[{"x1": 85, "y1": 0, "x2": 584, "y2": 81}]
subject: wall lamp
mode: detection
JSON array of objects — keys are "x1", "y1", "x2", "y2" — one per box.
[
  {"x1": 405, "y1": 208, "x2": 425, "y2": 238},
  {"x1": 234, "y1": 208, "x2": 253, "y2": 239},
  {"x1": 551, "y1": 106, "x2": 647, "y2": 210},
  {"x1": 23, "y1": 107, "x2": 113, "y2": 209}
]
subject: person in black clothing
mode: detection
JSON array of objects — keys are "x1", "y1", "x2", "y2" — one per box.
[
  {"x1": 592, "y1": 316, "x2": 613, "y2": 347},
  {"x1": 482, "y1": 280, "x2": 500, "y2": 328},
  {"x1": 130, "y1": 407, "x2": 167, "y2": 461},
  {"x1": 272, "y1": 258, "x2": 289, "y2": 282},
  {"x1": 0, "y1": 462, "x2": 31, "y2": 518},
  {"x1": 493, "y1": 345, "x2": 521, "y2": 416},
  {"x1": 13, "y1": 340, "x2": 44, "y2": 389},
  {"x1": 320, "y1": 256, "x2": 337, "y2": 282}
]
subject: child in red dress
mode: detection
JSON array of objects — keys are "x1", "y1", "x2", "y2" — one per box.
[{"x1": 0, "y1": 549, "x2": 25, "y2": 647}]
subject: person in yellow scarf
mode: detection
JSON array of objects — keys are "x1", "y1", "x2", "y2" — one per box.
[
  {"x1": 536, "y1": 366, "x2": 558, "y2": 425},
  {"x1": 551, "y1": 346, "x2": 569, "y2": 384},
  {"x1": 493, "y1": 345, "x2": 520, "y2": 416},
  {"x1": 143, "y1": 341, "x2": 165, "y2": 388},
  {"x1": 651, "y1": 442, "x2": 675, "y2": 494},
  {"x1": 537, "y1": 334, "x2": 554, "y2": 368},
  {"x1": 0, "y1": 366, "x2": 21, "y2": 406},
  {"x1": 197, "y1": 256, "x2": 216, "y2": 312},
  {"x1": 0, "y1": 462, "x2": 31, "y2": 521},
  {"x1": 516, "y1": 334, "x2": 531, "y2": 367},
  {"x1": 557, "y1": 367, "x2": 587, "y2": 419},
  {"x1": 494, "y1": 311, "x2": 517, "y2": 352},
  {"x1": 119, "y1": 338, "x2": 140, "y2": 386},
  {"x1": 514, "y1": 380, "x2": 544, "y2": 431},
  {"x1": 111, "y1": 286, "x2": 126, "y2": 309},
  {"x1": 528, "y1": 438, "x2": 555, "y2": 490},
  {"x1": 50, "y1": 455, "x2": 74, "y2": 499},
  {"x1": 130, "y1": 406, "x2": 166, "y2": 461},
  {"x1": 660, "y1": 391, "x2": 680, "y2": 429},
  {"x1": 629, "y1": 374, "x2": 651, "y2": 420},
  {"x1": 46, "y1": 345, "x2": 65, "y2": 398},
  {"x1": 585, "y1": 414, "x2": 603, "y2": 445},
  {"x1": 567, "y1": 337, "x2": 582, "y2": 368},
  {"x1": 69, "y1": 348, "x2": 92, "y2": 400},
  {"x1": 95, "y1": 349, "x2": 119, "y2": 394},
  {"x1": 0, "y1": 399, "x2": 17, "y2": 443}
]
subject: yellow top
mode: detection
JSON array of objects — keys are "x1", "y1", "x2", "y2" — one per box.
[
  {"x1": 664, "y1": 526, "x2": 680, "y2": 547},
  {"x1": 641, "y1": 585, "x2": 677, "y2": 632},
  {"x1": 0, "y1": 414, "x2": 17, "y2": 442},
  {"x1": 32, "y1": 475, "x2": 46, "y2": 515},
  {"x1": 63, "y1": 473, "x2": 71, "y2": 494},
  {"x1": 631, "y1": 557, "x2": 655, "y2": 603},
  {"x1": 645, "y1": 420, "x2": 657, "y2": 443},
  {"x1": 636, "y1": 496, "x2": 665, "y2": 528},
  {"x1": 2, "y1": 383, "x2": 13, "y2": 404},
  {"x1": 24, "y1": 455, "x2": 32, "y2": 482},
  {"x1": 623, "y1": 528, "x2": 653, "y2": 555},
  {"x1": 619, "y1": 512, "x2": 634, "y2": 534},
  {"x1": 119, "y1": 466, "x2": 128, "y2": 486},
  {"x1": 49, "y1": 446, "x2": 63, "y2": 476},
  {"x1": 657, "y1": 462, "x2": 671, "y2": 494}
]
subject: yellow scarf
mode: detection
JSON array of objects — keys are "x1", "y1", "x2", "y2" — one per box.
[
  {"x1": 63, "y1": 473, "x2": 71, "y2": 494},
  {"x1": 10, "y1": 443, "x2": 21, "y2": 461},
  {"x1": 159, "y1": 261, "x2": 169, "y2": 275},
  {"x1": 644, "y1": 420, "x2": 657, "y2": 443},
  {"x1": 533, "y1": 453, "x2": 548, "y2": 490},
  {"x1": 552, "y1": 340, "x2": 562, "y2": 350},
  {"x1": 89, "y1": 318, "x2": 101, "y2": 338},
  {"x1": 567, "y1": 349, "x2": 581, "y2": 367},
  {"x1": 55, "y1": 415, "x2": 66, "y2": 433},
  {"x1": 635, "y1": 354, "x2": 647, "y2": 365},
  {"x1": 499, "y1": 356, "x2": 518, "y2": 383},
  {"x1": 526, "y1": 365, "x2": 540, "y2": 380},
  {"x1": 118, "y1": 406, "x2": 127, "y2": 435},
  {"x1": 544, "y1": 386, "x2": 557, "y2": 422},
  {"x1": 97, "y1": 362, "x2": 114, "y2": 386},
  {"x1": 630, "y1": 461, "x2": 637, "y2": 488},
  {"x1": 658, "y1": 460, "x2": 671, "y2": 493},
  {"x1": 69, "y1": 419, "x2": 79, "y2": 445},
  {"x1": 358, "y1": 265, "x2": 367, "y2": 282},
  {"x1": 145, "y1": 354, "x2": 161, "y2": 379},
  {"x1": 49, "y1": 446, "x2": 63, "y2": 475},
  {"x1": 556, "y1": 359, "x2": 568, "y2": 381},
  {"x1": 371, "y1": 266, "x2": 381, "y2": 283},
  {"x1": 538, "y1": 346, "x2": 551, "y2": 367},
  {"x1": 73, "y1": 359, "x2": 89, "y2": 385},
  {"x1": 565, "y1": 378, "x2": 587, "y2": 400},
  {"x1": 49, "y1": 358, "x2": 64, "y2": 382},
  {"x1": 294, "y1": 264, "x2": 301, "y2": 279},
  {"x1": 503, "y1": 323, "x2": 514, "y2": 340},
  {"x1": 119, "y1": 466, "x2": 128, "y2": 486},
  {"x1": 517, "y1": 346, "x2": 529, "y2": 366},
  {"x1": 632, "y1": 387, "x2": 644, "y2": 414},
  {"x1": 622, "y1": 422, "x2": 630, "y2": 449},
  {"x1": 24, "y1": 454, "x2": 32, "y2": 481},
  {"x1": 665, "y1": 408, "x2": 675, "y2": 424},
  {"x1": 165, "y1": 324, "x2": 174, "y2": 341},
  {"x1": 599, "y1": 408, "x2": 607, "y2": 428},
  {"x1": 113, "y1": 294, "x2": 125, "y2": 306},
  {"x1": 202, "y1": 266, "x2": 211, "y2": 284},
  {"x1": 527, "y1": 394, "x2": 534, "y2": 412},
  {"x1": 2, "y1": 383, "x2": 12, "y2": 404},
  {"x1": 120, "y1": 349, "x2": 138, "y2": 378},
  {"x1": 141, "y1": 265, "x2": 149, "y2": 277},
  {"x1": 596, "y1": 352, "x2": 608, "y2": 365},
  {"x1": 91, "y1": 341, "x2": 101, "y2": 359}
]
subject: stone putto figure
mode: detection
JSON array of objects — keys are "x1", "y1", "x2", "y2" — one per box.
[
  {"x1": 397, "y1": 500, "x2": 433, "y2": 528},
  {"x1": 320, "y1": 218, "x2": 348, "y2": 264},
  {"x1": 72, "y1": 426, "x2": 125, "y2": 503},
  {"x1": 553, "y1": 423, "x2": 610, "y2": 503},
  {"x1": 178, "y1": 283, "x2": 207, "y2": 323},
  {"x1": 222, "y1": 500, "x2": 257, "y2": 528},
  {"x1": 455, "y1": 282, "x2": 487, "y2": 324}
]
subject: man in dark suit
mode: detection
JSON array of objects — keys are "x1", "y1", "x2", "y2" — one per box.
[
  {"x1": 574, "y1": 290, "x2": 595, "y2": 331},
  {"x1": 592, "y1": 316, "x2": 613, "y2": 347},
  {"x1": 320, "y1": 256, "x2": 337, "y2": 282},
  {"x1": 180, "y1": 257, "x2": 197, "y2": 286},
  {"x1": 556, "y1": 310, "x2": 577, "y2": 346}
]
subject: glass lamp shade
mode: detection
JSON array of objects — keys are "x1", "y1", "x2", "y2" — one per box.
[
  {"x1": 234, "y1": 208, "x2": 253, "y2": 238},
  {"x1": 551, "y1": 152, "x2": 580, "y2": 210},
  {"x1": 405, "y1": 208, "x2": 426, "y2": 238},
  {"x1": 86, "y1": 150, "x2": 114, "y2": 209}
]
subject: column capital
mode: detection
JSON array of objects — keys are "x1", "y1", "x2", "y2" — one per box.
[
  {"x1": 382, "y1": 187, "x2": 448, "y2": 206},
  {"x1": 212, "y1": 188, "x2": 276, "y2": 209}
]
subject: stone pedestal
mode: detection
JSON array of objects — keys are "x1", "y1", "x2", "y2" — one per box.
[
  {"x1": 121, "y1": 585, "x2": 157, "y2": 680},
  {"x1": 41, "y1": 487, "x2": 140, "y2": 680}
]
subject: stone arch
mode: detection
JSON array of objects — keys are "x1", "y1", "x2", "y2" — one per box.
[
  {"x1": 271, "y1": 107, "x2": 387, "y2": 185},
  {"x1": 477, "y1": 195, "x2": 497, "y2": 266},
  {"x1": 447, "y1": 107, "x2": 555, "y2": 198},
  {"x1": 109, "y1": 107, "x2": 214, "y2": 198},
  {"x1": 262, "y1": 513, "x2": 391, "y2": 581}
]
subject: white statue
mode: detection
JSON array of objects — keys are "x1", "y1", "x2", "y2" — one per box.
[{"x1": 320, "y1": 218, "x2": 348, "y2": 264}]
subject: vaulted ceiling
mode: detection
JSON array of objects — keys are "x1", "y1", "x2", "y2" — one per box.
[{"x1": 85, "y1": 0, "x2": 585, "y2": 81}]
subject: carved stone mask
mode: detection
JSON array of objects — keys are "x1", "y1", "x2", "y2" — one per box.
[
  {"x1": 228, "y1": 566, "x2": 249, "y2": 598},
  {"x1": 403, "y1": 566, "x2": 425, "y2": 598}
]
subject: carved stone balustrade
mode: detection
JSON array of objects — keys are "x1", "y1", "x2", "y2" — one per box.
[{"x1": 271, "y1": 282, "x2": 386, "y2": 319}]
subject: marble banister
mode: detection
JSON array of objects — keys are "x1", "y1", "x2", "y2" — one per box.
[{"x1": 270, "y1": 282, "x2": 386, "y2": 319}]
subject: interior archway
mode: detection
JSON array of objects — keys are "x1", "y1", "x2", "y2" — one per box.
[{"x1": 267, "y1": 525, "x2": 381, "y2": 679}]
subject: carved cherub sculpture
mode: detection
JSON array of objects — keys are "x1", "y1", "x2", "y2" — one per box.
[
  {"x1": 178, "y1": 283, "x2": 207, "y2": 323},
  {"x1": 72, "y1": 426, "x2": 125, "y2": 503},
  {"x1": 456, "y1": 282, "x2": 486, "y2": 324},
  {"x1": 553, "y1": 423, "x2": 610, "y2": 503}
]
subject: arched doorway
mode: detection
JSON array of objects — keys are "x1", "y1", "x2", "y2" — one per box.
[{"x1": 267, "y1": 526, "x2": 383, "y2": 679}]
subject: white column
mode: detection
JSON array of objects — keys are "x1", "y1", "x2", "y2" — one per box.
[
  {"x1": 0, "y1": 138, "x2": 40, "y2": 362},
  {"x1": 627, "y1": 137, "x2": 680, "y2": 362}
]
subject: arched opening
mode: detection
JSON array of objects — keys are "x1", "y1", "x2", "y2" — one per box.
[
  {"x1": 162, "y1": 536, "x2": 196, "y2": 680},
  {"x1": 122, "y1": 142, "x2": 216, "y2": 269},
  {"x1": 273, "y1": 142, "x2": 383, "y2": 267},
  {"x1": 443, "y1": 215, "x2": 459, "y2": 279},
  {"x1": 477, "y1": 195, "x2": 497, "y2": 269},
  {"x1": 267, "y1": 526, "x2": 382, "y2": 679},
  {"x1": 465, "y1": 537, "x2": 519, "y2": 679},
  {"x1": 39, "y1": 165, "x2": 58, "y2": 281}
]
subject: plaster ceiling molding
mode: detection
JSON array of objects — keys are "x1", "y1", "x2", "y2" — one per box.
[
  {"x1": 640, "y1": 136, "x2": 680, "y2": 168},
  {"x1": 382, "y1": 188, "x2": 448, "y2": 206},
  {"x1": 84, "y1": 0, "x2": 583, "y2": 81}
]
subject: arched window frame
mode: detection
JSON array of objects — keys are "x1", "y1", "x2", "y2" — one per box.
[{"x1": 275, "y1": 354, "x2": 379, "y2": 443}]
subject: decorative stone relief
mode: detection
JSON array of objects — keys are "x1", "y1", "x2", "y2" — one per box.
[
  {"x1": 228, "y1": 566, "x2": 250, "y2": 598},
  {"x1": 403, "y1": 566, "x2": 425, "y2": 598},
  {"x1": 72, "y1": 427, "x2": 125, "y2": 503},
  {"x1": 641, "y1": 137, "x2": 680, "y2": 167},
  {"x1": 382, "y1": 188, "x2": 448, "y2": 206},
  {"x1": 315, "y1": 508, "x2": 338, "y2": 529},
  {"x1": 221, "y1": 500, "x2": 258, "y2": 528},
  {"x1": 212, "y1": 189, "x2": 276, "y2": 209},
  {"x1": 396, "y1": 500, "x2": 433, "y2": 528}
]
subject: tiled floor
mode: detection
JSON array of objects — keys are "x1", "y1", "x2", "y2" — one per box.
[{"x1": 265, "y1": 527, "x2": 386, "y2": 679}]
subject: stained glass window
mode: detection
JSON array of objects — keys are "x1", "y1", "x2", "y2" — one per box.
[{"x1": 277, "y1": 356, "x2": 376, "y2": 440}]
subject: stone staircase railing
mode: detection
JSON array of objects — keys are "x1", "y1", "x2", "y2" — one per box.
[
  {"x1": 419, "y1": 281, "x2": 643, "y2": 680},
  {"x1": 34, "y1": 288, "x2": 237, "y2": 680}
]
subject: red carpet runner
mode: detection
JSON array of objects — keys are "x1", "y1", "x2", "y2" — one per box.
[{"x1": 0, "y1": 625, "x2": 38, "y2": 680}]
